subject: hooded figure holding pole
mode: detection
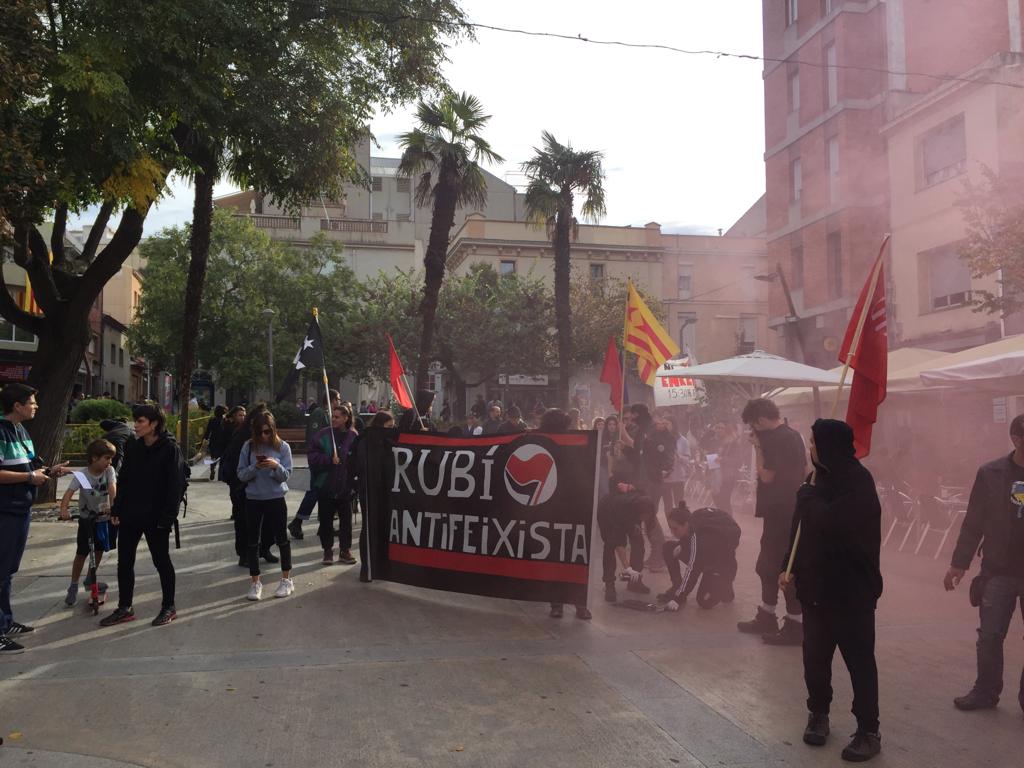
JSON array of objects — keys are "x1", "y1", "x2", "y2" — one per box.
[{"x1": 783, "y1": 418, "x2": 883, "y2": 762}]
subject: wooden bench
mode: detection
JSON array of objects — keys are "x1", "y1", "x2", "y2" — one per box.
[{"x1": 278, "y1": 427, "x2": 308, "y2": 453}]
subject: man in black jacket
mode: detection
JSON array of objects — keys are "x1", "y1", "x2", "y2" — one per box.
[
  {"x1": 783, "y1": 419, "x2": 882, "y2": 762},
  {"x1": 658, "y1": 504, "x2": 741, "y2": 611},
  {"x1": 621, "y1": 404, "x2": 672, "y2": 570},
  {"x1": 945, "y1": 414, "x2": 1024, "y2": 713}
]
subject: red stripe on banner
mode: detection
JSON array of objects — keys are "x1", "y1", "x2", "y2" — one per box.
[
  {"x1": 388, "y1": 543, "x2": 588, "y2": 584},
  {"x1": 398, "y1": 433, "x2": 588, "y2": 448}
]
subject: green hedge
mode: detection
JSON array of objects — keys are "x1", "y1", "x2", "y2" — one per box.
[
  {"x1": 69, "y1": 398, "x2": 131, "y2": 423},
  {"x1": 62, "y1": 412, "x2": 210, "y2": 462}
]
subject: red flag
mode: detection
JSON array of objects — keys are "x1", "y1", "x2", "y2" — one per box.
[
  {"x1": 838, "y1": 238, "x2": 890, "y2": 458},
  {"x1": 388, "y1": 335, "x2": 414, "y2": 409},
  {"x1": 599, "y1": 337, "x2": 624, "y2": 412}
]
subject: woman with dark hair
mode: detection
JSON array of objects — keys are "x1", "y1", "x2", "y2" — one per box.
[
  {"x1": 204, "y1": 405, "x2": 229, "y2": 480},
  {"x1": 601, "y1": 414, "x2": 623, "y2": 497},
  {"x1": 100, "y1": 404, "x2": 185, "y2": 628},
  {"x1": 237, "y1": 411, "x2": 294, "y2": 600},
  {"x1": 310, "y1": 404, "x2": 358, "y2": 566},
  {"x1": 537, "y1": 408, "x2": 592, "y2": 621}
]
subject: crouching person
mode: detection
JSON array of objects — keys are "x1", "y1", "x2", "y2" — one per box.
[
  {"x1": 598, "y1": 473, "x2": 654, "y2": 603},
  {"x1": 658, "y1": 504, "x2": 740, "y2": 611}
]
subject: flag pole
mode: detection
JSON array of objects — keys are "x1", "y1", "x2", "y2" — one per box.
[
  {"x1": 784, "y1": 234, "x2": 890, "y2": 578},
  {"x1": 619, "y1": 282, "x2": 631, "y2": 424},
  {"x1": 387, "y1": 334, "x2": 426, "y2": 431},
  {"x1": 312, "y1": 307, "x2": 338, "y2": 461}
]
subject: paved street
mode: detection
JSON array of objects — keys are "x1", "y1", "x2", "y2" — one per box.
[{"x1": 1, "y1": 471, "x2": 1021, "y2": 768}]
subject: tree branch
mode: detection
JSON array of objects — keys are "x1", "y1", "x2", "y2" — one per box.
[
  {"x1": 0, "y1": 261, "x2": 44, "y2": 336},
  {"x1": 74, "y1": 205, "x2": 149, "y2": 317},
  {"x1": 50, "y1": 203, "x2": 67, "y2": 268},
  {"x1": 80, "y1": 200, "x2": 114, "y2": 264},
  {"x1": 24, "y1": 227, "x2": 62, "y2": 316}
]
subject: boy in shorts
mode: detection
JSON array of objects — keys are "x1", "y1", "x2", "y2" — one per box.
[{"x1": 59, "y1": 439, "x2": 117, "y2": 606}]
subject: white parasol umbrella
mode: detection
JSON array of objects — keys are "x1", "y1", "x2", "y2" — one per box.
[{"x1": 920, "y1": 348, "x2": 1024, "y2": 392}]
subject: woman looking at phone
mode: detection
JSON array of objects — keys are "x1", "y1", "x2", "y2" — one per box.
[{"x1": 237, "y1": 411, "x2": 294, "y2": 600}]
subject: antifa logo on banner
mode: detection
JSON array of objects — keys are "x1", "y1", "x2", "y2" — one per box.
[
  {"x1": 362, "y1": 430, "x2": 598, "y2": 605},
  {"x1": 504, "y1": 445, "x2": 557, "y2": 506}
]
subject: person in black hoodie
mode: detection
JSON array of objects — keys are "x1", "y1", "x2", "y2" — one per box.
[
  {"x1": 783, "y1": 419, "x2": 882, "y2": 762},
  {"x1": 100, "y1": 404, "x2": 185, "y2": 628},
  {"x1": 397, "y1": 389, "x2": 434, "y2": 432},
  {"x1": 99, "y1": 418, "x2": 134, "y2": 473},
  {"x1": 597, "y1": 472, "x2": 654, "y2": 603}
]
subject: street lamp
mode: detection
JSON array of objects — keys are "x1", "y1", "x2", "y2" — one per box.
[
  {"x1": 754, "y1": 263, "x2": 807, "y2": 363},
  {"x1": 261, "y1": 308, "x2": 275, "y2": 397}
]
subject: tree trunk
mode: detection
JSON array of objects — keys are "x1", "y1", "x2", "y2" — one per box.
[
  {"x1": 177, "y1": 167, "x2": 216, "y2": 455},
  {"x1": 25, "y1": 326, "x2": 89, "y2": 501},
  {"x1": 415, "y1": 159, "x2": 458, "y2": 387},
  {"x1": 553, "y1": 194, "x2": 574, "y2": 409}
]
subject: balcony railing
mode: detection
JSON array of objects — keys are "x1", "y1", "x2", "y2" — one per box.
[
  {"x1": 320, "y1": 218, "x2": 388, "y2": 233},
  {"x1": 235, "y1": 214, "x2": 300, "y2": 229}
]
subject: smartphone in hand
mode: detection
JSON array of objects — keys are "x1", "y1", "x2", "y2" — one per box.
[{"x1": 256, "y1": 454, "x2": 268, "y2": 463}]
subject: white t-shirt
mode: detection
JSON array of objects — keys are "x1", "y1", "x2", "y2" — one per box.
[{"x1": 69, "y1": 466, "x2": 116, "y2": 515}]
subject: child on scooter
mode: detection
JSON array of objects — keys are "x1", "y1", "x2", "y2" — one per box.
[{"x1": 59, "y1": 439, "x2": 117, "y2": 606}]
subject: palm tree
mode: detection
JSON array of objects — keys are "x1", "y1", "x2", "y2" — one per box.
[
  {"x1": 521, "y1": 131, "x2": 606, "y2": 409},
  {"x1": 398, "y1": 92, "x2": 503, "y2": 387}
]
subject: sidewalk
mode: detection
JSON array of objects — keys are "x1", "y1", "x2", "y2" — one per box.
[{"x1": 1, "y1": 480, "x2": 1021, "y2": 768}]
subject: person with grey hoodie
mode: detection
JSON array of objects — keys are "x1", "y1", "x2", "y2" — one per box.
[{"x1": 237, "y1": 411, "x2": 294, "y2": 601}]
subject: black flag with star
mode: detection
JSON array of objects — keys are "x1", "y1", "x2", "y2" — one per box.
[{"x1": 276, "y1": 317, "x2": 326, "y2": 403}]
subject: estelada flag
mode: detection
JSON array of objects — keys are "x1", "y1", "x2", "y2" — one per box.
[
  {"x1": 838, "y1": 236, "x2": 890, "y2": 458},
  {"x1": 387, "y1": 335, "x2": 414, "y2": 410},
  {"x1": 624, "y1": 280, "x2": 679, "y2": 386},
  {"x1": 276, "y1": 314, "x2": 326, "y2": 403},
  {"x1": 599, "y1": 337, "x2": 624, "y2": 412}
]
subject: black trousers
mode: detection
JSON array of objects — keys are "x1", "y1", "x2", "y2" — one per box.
[
  {"x1": 318, "y1": 494, "x2": 352, "y2": 552},
  {"x1": 602, "y1": 526, "x2": 644, "y2": 585},
  {"x1": 973, "y1": 574, "x2": 1024, "y2": 705},
  {"x1": 232, "y1": 484, "x2": 274, "y2": 559},
  {"x1": 802, "y1": 604, "x2": 879, "y2": 733},
  {"x1": 116, "y1": 524, "x2": 175, "y2": 610},
  {"x1": 663, "y1": 538, "x2": 738, "y2": 606},
  {"x1": 245, "y1": 498, "x2": 292, "y2": 577},
  {"x1": 756, "y1": 517, "x2": 801, "y2": 614}
]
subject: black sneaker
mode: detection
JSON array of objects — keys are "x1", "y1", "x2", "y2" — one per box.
[
  {"x1": 604, "y1": 583, "x2": 617, "y2": 603},
  {"x1": 260, "y1": 549, "x2": 279, "y2": 564},
  {"x1": 549, "y1": 604, "x2": 563, "y2": 619},
  {"x1": 337, "y1": 550, "x2": 357, "y2": 565},
  {"x1": 7, "y1": 621, "x2": 34, "y2": 635},
  {"x1": 152, "y1": 606, "x2": 177, "y2": 627},
  {"x1": 953, "y1": 689, "x2": 999, "y2": 711},
  {"x1": 803, "y1": 713, "x2": 830, "y2": 746},
  {"x1": 100, "y1": 607, "x2": 135, "y2": 626},
  {"x1": 841, "y1": 730, "x2": 881, "y2": 762},
  {"x1": 287, "y1": 519, "x2": 304, "y2": 540},
  {"x1": 0, "y1": 635, "x2": 26, "y2": 654},
  {"x1": 626, "y1": 578, "x2": 651, "y2": 595},
  {"x1": 738, "y1": 608, "x2": 778, "y2": 635},
  {"x1": 575, "y1": 606, "x2": 592, "y2": 620},
  {"x1": 763, "y1": 616, "x2": 803, "y2": 646}
]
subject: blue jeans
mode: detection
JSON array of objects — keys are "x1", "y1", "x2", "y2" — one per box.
[
  {"x1": 0, "y1": 512, "x2": 32, "y2": 634},
  {"x1": 295, "y1": 488, "x2": 318, "y2": 521},
  {"x1": 974, "y1": 574, "x2": 1024, "y2": 706}
]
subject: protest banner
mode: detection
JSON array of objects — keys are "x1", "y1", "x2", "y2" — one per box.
[{"x1": 363, "y1": 429, "x2": 599, "y2": 605}]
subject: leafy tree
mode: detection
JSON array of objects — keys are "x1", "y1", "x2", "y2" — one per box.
[
  {"x1": 398, "y1": 92, "x2": 503, "y2": 386},
  {"x1": 0, "y1": 0, "x2": 468, "y2": 471},
  {"x1": 129, "y1": 211, "x2": 360, "y2": 399},
  {"x1": 958, "y1": 168, "x2": 1024, "y2": 317},
  {"x1": 569, "y1": 273, "x2": 664, "y2": 368},
  {"x1": 521, "y1": 132, "x2": 606, "y2": 408}
]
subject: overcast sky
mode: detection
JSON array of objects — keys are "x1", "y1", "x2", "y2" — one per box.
[{"x1": 118, "y1": 1, "x2": 766, "y2": 237}]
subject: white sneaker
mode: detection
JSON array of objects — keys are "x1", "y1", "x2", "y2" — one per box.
[
  {"x1": 274, "y1": 578, "x2": 294, "y2": 598},
  {"x1": 246, "y1": 581, "x2": 263, "y2": 601}
]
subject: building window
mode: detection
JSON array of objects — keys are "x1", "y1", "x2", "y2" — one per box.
[
  {"x1": 371, "y1": 176, "x2": 383, "y2": 192},
  {"x1": 738, "y1": 315, "x2": 758, "y2": 355},
  {"x1": 396, "y1": 177, "x2": 411, "y2": 193},
  {"x1": 0, "y1": 318, "x2": 34, "y2": 343},
  {"x1": 826, "y1": 136, "x2": 839, "y2": 199},
  {"x1": 396, "y1": 213, "x2": 410, "y2": 222},
  {"x1": 110, "y1": 343, "x2": 116, "y2": 363},
  {"x1": 791, "y1": 246, "x2": 804, "y2": 289},
  {"x1": 923, "y1": 243, "x2": 972, "y2": 310},
  {"x1": 788, "y1": 70, "x2": 800, "y2": 114},
  {"x1": 821, "y1": 0, "x2": 834, "y2": 15},
  {"x1": 787, "y1": 0, "x2": 799, "y2": 26},
  {"x1": 499, "y1": 260, "x2": 516, "y2": 275},
  {"x1": 589, "y1": 263, "x2": 605, "y2": 279},
  {"x1": 827, "y1": 232, "x2": 843, "y2": 299},
  {"x1": 371, "y1": 212, "x2": 383, "y2": 221},
  {"x1": 825, "y1": 44, "x2": 838, "y2": 107},
  {"x1": 677, "y1": 312, "x2": 697, "y2": 355},
  {"x1": 790, "y1": 158, "x2": 802, "y2": 202},
  {"x1": 118, "y1": 347, "x2": 125, "y2": 368},
  {"x1": 920, "y1": 114, "x2": 967, "y2": 187},
  {"x1": 677, "y1": 266, "x2": 693, "y2": 299}
]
